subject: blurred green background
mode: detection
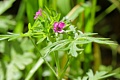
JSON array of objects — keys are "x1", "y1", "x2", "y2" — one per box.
[{"x1": 0, "y1": 0, "x2": 120, "y2": 80}]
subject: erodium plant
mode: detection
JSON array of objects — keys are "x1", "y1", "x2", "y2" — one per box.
[{"x1": 0, "y1": 8, "x2": 117, "y2": 80}]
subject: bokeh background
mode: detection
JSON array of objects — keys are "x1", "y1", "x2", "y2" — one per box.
[{"x1": 0, "y1": 0, "x2": 120, "y2": 80}]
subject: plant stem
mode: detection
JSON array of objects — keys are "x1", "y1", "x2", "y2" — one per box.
[
  {"x1": 29, "y1": 36, "x2": 58, "y2": 78},
  {"x1": 54, "y1": 52, "x2": 61, "y2": 79},
  {"x1": 25, "y1": 58, "x2": 44, "y2": 80},
  {"x1": 84, "y1": 0, "x2": 97, "y2": 32},
  {"x1": 90, "y1": 0, "x2": 97, "y2": 32},
  {"x1": 95, "y1": 4, "x2": 116, "y2": 25},
  {"x1": 59, "y1": 56, "x2": 72, "y2": 80},
  {"x1": 93, "y1": 43, "x2": 101, "y2": 72},
  {"x1": 38, "y1": 0, "x2": 44, "y2": 8}
]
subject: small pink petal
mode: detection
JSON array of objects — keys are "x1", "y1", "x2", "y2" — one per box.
[
  {"x1": 53, "y1": 22, "x2": 59, "y2": 28},
  {"x1": 59, "y1": 22, "x2": 65, "y2": 28},
  {"x1": 34, "y1": 9, "x2": 42, "y2": 19},
  {"x1": 34, "y1": 16, "x2": 37, "y2": 19},
  {"x1": 53, "y1": 22, "x2": 65, "y2": 33},
  {"x1": 58, "y1": 30, "x2": 64, "y2": 33}
]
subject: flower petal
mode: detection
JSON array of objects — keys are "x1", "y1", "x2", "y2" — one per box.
[
  {"x1": 53, "y1": 22, "x2": 59, "y2": 28},
  {"x1": 58, "y1": 30, "x2": 64, "y2": 33},
  {"x1": 34, "y1": 16, "x2": 37, "y2": 19},
  {"x1": 34, "y1": 9, "x2": 42, "y2": 19},
  {"x1": 53, "y1": 22, "x2": 65, "y2": 33},
  {"x1": 59, "y1": 22, "x2": 65, "y2": 28}
]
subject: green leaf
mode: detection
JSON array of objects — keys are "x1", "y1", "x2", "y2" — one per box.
[
  {"x1": 99, "y1": 72, "x2": 116, "y2": 79},
  {"x1": 0, "y1": 62, "x2": 5, "y2": 80},
  {"x1": 76, "y1": 32, "x2": 116, "y2": 45},
  {"x1": 0, "y1": 33, "x2": 23, "y2": 41},
  {"x1": 37, "y1": 36, "x2": 46, "y2": 44},
  {"x1": 0, "y1": 15, "x2": 16, "y2": 33},
  {"x1": 0, "y1": 35, "x2": 10, "y2": 41},
  {"x1": 73, "y1": 77, "x2": 81, "y2": 80},
  {"x1": 69, "y1": 41, "x2": 83, "y2": 57},
  {"x1": 0, "y1": 0, "x2": 15, "y2": 15},
  {"x1": 41, "y1": 39, "x2": 70, "y2": 52},
  {"x1": 55, "y1": 13, "x2": 61, "y2": 22},
  {"x1": 11, "y1": 48, "x2": 35, "y2": 70},
  {"x1": 45, "y1": 6, "x2": 51, "y2": 15},
  {"x1": 41, "y1": 39, "x2": 70, "y2": 57},
  {"x1": 12, "y1": 53, "x2": 35, "y2": 70},
  {"x1": 26, "y1": 1, "x2": 34, "y2": 24},
  {"x1": 113, "y1": 68, "x2": 120, "y2": 78},
  {"x1": 87, "y1": 69, "x2": 115, "y2": 80},
  {"x1": 14, "y1": 0, "x2": 25, "y2": 33},
  {"x1": 57, "y1": 0, "x2": 71, "y2": 15},
  {"x1": 20, "y1": 38, "x2": 34, "y2": 51},
  {"x1": 69, "y1": 42, "x2": 76, "y2": 57},
  {"x1": 87, "y1": 37, "x2": 115, "y2": 45},
  {"x1": 6, "y1": 63, "x2": 22, "y2": 80},
  {"x1": 49, "y1": 40, "x2": 70, "y2": 52},
  {"x1": 87, "y1": 69, "x2": 94, "y2": 79},
  {"x1": 75, "y1": 40, "x2": 92, "y2": 44},
  {"x1": 0, "y1": 33, "x2": 21, "y2": 41},
  {"x1": 109, "y1": 0, "x2": 120, "y2": 11},
  {"x1": 82, "y1": 76, "x2": 88, "y2": 80},
  {"x1": 83, "y1": 33, "x2": 98, "y2": 36},
  {"x1": 92, "y1": 71, "x2": 107, "y2": 80},
  {"x1": 0, "y1": 41, "x2": 5, "y2": 53},
  {"x1": 8, "y1": 34, "x2": 20, "y2": 41},
  {"x1": 28, "y1": 23, "x2": 32, "y2": 31},
  {"x1": 66, "y1": 4, "x2": 85, "y2": 21}
]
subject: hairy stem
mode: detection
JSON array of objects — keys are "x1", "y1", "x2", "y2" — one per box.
[
  {"x1": 59, "y1": 56, "x2": 72, "y2": 80},
  {"x1": 54, "y1": 52, "x2": 61, "y2": 79},
  {"x1": 29, "y1": 36, "x2": 58, "y2": 78}
]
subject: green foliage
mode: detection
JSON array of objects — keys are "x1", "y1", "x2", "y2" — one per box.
[
  {"x1": 57, "y1": 0, "x2": 71, "y2": 15},
  {"x1": 0, "y1": 0, "x2": 119, "y2": 80},
  {"x1": 0, "y1": 16, "x2": 16, "y2": 33},
  {"x1": 74, "y1": 69, "x2": 116, "y2": 80},
  {"x1": 0, "y1": 39, "x2": 35, "y2": 80},
  {"x1": 6, "y1": 63, "x2": 22, "y2": 80},
  {"x1": 0, "y1": 0, "x2": 15, "y2": 15}
]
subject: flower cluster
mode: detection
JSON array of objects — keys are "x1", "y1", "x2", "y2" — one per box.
[
  {"x1": 34, "y1": 9, "x2": 65, "y2": 33},
  {"x1": 34, "y1": 9, "x2": 42, "y2": 19},
  {"x1": 53, "y1": 22, "x2": 65, "y2": 33}
]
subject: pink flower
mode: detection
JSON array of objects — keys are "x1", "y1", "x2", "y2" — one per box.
[
  {"x1": 34, "y1": 9, "x2": 42, "y2": 19},
  {"x1": 53, "y1": 22, "x2": 65, "y2": 33}
]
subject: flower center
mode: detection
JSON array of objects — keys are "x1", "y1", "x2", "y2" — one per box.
[{"x1": 56, "y1": 27, "x2": 62, "y2": 31}]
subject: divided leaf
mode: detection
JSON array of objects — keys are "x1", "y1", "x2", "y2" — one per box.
[
  {"x1": 41, "y1": 39, "x2": 71, "y2": 57},
  {"x1": 87, "y1": 69, "x2": 115, "y2": 80},
  {"x1": 11, "y1": 52, "x2": 35, "y2": 70},
  {"x1": 6, "y1": 63, "x2": 22, "y2": 80},
  {"x1": 69, "y1": 41, "x2": 83, "y2": 57},
  {"x1": 74, "y1": 70, "x2": 116, "y2": 80}
]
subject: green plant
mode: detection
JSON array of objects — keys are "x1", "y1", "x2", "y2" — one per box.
[
  {"x1": 74, "y1": 69, "x2": 116, "y2": 80},
  {"x1": 0, "y1": 0, "x2": 119, "y2": 80},
  {"x1": 0, "y1": 7, "x2": 117, "y2": 80}
]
